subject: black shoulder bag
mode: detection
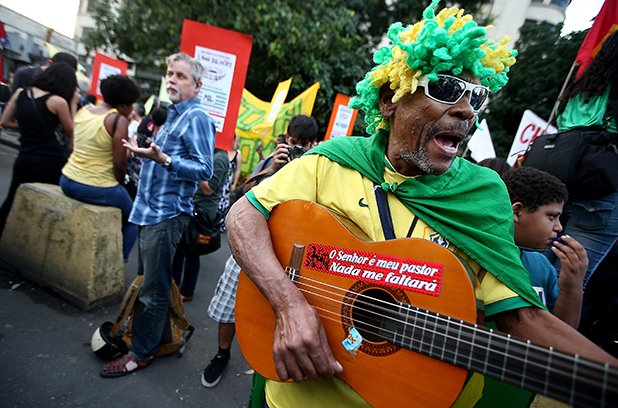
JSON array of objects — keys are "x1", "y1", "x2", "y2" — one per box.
[
  {"x1": 181, "y1": 208, "x2": 224, "y2": 256},
  {"x1": 522, "y1": 96, "x2": 618, "y2": 200}
]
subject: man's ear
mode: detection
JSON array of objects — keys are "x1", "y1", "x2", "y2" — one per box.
[
  {"x1": 512, "y1": 202, "x2": 523, "y2": 222},
  {"x1": 378, "y1": 84, "x2": 396, "y2": 118}
]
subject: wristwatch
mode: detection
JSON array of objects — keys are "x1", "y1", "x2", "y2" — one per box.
[{"x1": 161, "y1": 155, "x2": 173, "y2": 170}]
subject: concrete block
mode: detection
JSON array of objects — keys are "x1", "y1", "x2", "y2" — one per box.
[{"x1": 0, "y1": 183, "x2": 124, "y2": 310}]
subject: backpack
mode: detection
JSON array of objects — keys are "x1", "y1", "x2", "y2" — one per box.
[
  {"x1": 521, "y1": 128, "x2": 618, "y2": 200},
  {"x1": 91, "y1": 275, "x2": 194, "y2": 360},
  {"x1": 522, "y1": 92, "x2": 618, "y2": 200}
]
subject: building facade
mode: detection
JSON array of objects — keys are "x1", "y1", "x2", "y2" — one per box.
[
  {"x1": 0, "y1": 5, "x2": 78, "y2": 82},
  {"x1": 482, "y1": 0, "x2": 571, "y2": 47}
]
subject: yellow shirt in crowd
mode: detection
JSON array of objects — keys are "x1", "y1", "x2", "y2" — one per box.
[{"x1": 62, "y1": 107, "x2": 119, "y2": 187}]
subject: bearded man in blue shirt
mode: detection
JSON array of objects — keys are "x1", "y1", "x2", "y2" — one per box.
[{"x1": 100, "y1": 52, "x2": 215, "y2": 377}]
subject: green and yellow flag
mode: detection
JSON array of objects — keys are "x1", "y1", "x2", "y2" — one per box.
[{"x1": 236, "y1": 82, "x2": 320, "y2": 175}]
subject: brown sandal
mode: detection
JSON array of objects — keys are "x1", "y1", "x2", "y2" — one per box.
[{"x1": 100, "y1": 353, "x2": 152, "y2": 378}]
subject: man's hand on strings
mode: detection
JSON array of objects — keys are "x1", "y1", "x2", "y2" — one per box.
[{"x1": 272, "y1": 299, "x2": 343, "y2": 382}]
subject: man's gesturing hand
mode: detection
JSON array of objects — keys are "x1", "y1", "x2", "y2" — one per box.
[{"x1": 123, "y1": 137, "x2": 168, "y2": 164}]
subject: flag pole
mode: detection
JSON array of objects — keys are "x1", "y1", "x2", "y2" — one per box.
[
  {"x1": 461, "y1": 145, "x2": 470, "y2": 158},
  {"x1": 545, "y1": 60, "x2": 579, "y2": 132}
]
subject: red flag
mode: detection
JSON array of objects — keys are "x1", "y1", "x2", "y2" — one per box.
[
  {"x1": 575, "y1": 0, "x2": 618, "y2": 77},
  {"x1": 0, "y1": 21, "x2": 8, "y2": 47},
  {"x1": 0, "y1": 22, "x2": 6, "y2": 83}
]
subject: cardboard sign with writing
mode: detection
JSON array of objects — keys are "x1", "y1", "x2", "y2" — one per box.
[{"x1": 180, "y1": 20, "x2": 253, "y2": 150}]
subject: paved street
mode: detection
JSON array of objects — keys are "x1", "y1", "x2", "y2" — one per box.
[{"x1": 0, "y1": 139, "x2": 254, "y2": 407}]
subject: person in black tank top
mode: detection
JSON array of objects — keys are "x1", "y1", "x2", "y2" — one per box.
[{"x1": 0, "y1": 63, "x2": 77, "y2": 236}]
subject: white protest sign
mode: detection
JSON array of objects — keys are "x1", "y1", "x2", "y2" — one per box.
[
  {"x1": 467, "y1": 119, "x2": 496, "y2": 162},
  {"x1": 95, "y1": 63, "x2": 121, "y2": 96},
  {"x1": 324, "y1": 93, "x2": 358, "y2": 140},
  {"x1": 506, "y1": 110, "x2": 557, "y2": 165},
  {"x1": 329, "y1": 104, "x2": 355, "y2": 139},
  {"x1": 195, "y1": 46, "x2": 237, "y2": 132}
]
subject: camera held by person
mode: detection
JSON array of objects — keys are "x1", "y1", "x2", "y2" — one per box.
[
  {"x1": 275, "y1": 133, "x2": 309, "y2": 163},
  {"x1": 275, "y1": 134, "x2": 306, "y2": 162},
  {"x1": 287, "y1": 145, "x2": 306, "y2": 161}
]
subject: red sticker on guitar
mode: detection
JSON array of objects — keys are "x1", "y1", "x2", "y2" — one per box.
[{"x1": 303, "y1": 243, "x2": 443, "y2": 296}]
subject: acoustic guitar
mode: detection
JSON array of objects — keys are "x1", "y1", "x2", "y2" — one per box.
[{"x1": 235, "y1": 200, "x2": 617, "y2": 408}]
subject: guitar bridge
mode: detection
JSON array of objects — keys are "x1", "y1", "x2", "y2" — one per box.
[{"x1": 285, "y1": 244, "x2": 305, "y2": 283}]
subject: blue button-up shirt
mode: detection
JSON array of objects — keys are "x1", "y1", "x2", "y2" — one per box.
[{"x1": 129, "y1": 98, "x2": 215, "y2": 226}]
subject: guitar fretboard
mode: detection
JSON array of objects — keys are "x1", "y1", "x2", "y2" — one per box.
[{"x1": 389, "y1": 304, "x2": 618, "y2": 408}]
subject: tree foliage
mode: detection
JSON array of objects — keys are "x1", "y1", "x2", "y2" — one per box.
[
  {"x1": 346, "y1": 0, "x2": 487, "y2": 51},
  {"x1": 482, "y1": 22, "x2": 587, "y2": 158},
  {"x1": 85, "y1": 0, "x2": 488, "y2": 134}
]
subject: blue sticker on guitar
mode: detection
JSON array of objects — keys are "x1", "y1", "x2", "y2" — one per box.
[{"x1": 342, "y1": 327, "x2": 363, "y2": 354}]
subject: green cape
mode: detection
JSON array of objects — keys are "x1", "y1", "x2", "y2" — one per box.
[{"x1": 310, "y1": 132, "x2": 545, "y2": 310}]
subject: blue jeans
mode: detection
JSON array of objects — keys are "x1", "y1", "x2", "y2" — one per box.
[
  {"x1": 554, "y1": 192, "x2": 618, "y2": 288},
  {"x1": 130, "y1": 215, "x2": 189, "y2": 360},
  {"x1": 60, "y1": 175, "x2": 137, "y2": 262}
]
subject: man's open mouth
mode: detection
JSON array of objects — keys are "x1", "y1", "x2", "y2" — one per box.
[{"x1": 433, "y1": 133, "x2": 464, "y2": 154}]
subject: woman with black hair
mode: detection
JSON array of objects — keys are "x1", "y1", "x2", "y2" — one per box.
[
  {"x1": 60, "y1": 75, "x2": 141, "y2": 262},
  {"x1": 0, "y1": 62, "x2": 78, "y2": 236},
  {"x1": 553, "y1": 30, "x2": 618, "y2": 313}
]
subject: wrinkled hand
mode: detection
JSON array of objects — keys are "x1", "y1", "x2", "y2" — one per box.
[
  {"x1": 552, "y1": 235, "x2": 588, "y2": 292},
  {"x1": 270, "y1": 143, "x2": 291, "y2": 173},
  {"x1": 273, "y1": 301, "x2": 343, "y2": 382},
  {"x1": 123, "y1": 137, "x2": 166, "y2": 164}
]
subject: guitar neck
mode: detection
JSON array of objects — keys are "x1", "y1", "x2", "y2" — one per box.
[{"x1": 389, "y1": 304, "x2": 618, "y2": 408}]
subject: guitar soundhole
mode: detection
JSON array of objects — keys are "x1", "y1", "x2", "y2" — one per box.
[
  {"x1": 342, "y1": 281, "x2": 408, "y2": 357},
  {"x1": 351, "y1": 288, "x2": 399, "y2": 343}
]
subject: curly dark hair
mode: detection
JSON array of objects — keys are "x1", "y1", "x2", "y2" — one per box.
[
  {"x1": 562, "y1": 30, "x2": 618, "y2": 102},
  {"x1": 502, "y1": 167, "x2": 568, "y2": 212},
  {"x1": 30, "y1": 63, "x2": 77, "y2": 106},
  {"x1": 100, "y1": 75, "x2": 140, "y2": 108},
  {"x1": 287, "y1": 115, "x2": 318, "y2": 145}
]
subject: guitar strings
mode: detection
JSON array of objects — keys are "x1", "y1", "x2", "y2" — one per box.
[
  {"x1": 294, "y1": 273, "x2": 600, "y2": 371},
  {"x1": 306, "y1": 302, "x2": 613, "y2": 408},
  {"x1": 303, "y1": 302, "x2": 612, "y2": 406},
  {"x1": 294, "y1": 279, "x2": 614, "y2": 402},
  {"x1": 287, "y1": 273, "x2": 616, "y2": 397}
]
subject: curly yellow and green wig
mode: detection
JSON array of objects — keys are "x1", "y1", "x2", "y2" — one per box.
[{"x1": 350, "y1": 0, "x2": 517, "y2": 135}]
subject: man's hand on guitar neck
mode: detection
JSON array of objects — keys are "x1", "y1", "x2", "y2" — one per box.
[
  {"x1": 497, "y1": 306, "x2": 618, "y2": 366},
  {"x1": 227, "y1": 197, "x2": 343, "y2": 382}
]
